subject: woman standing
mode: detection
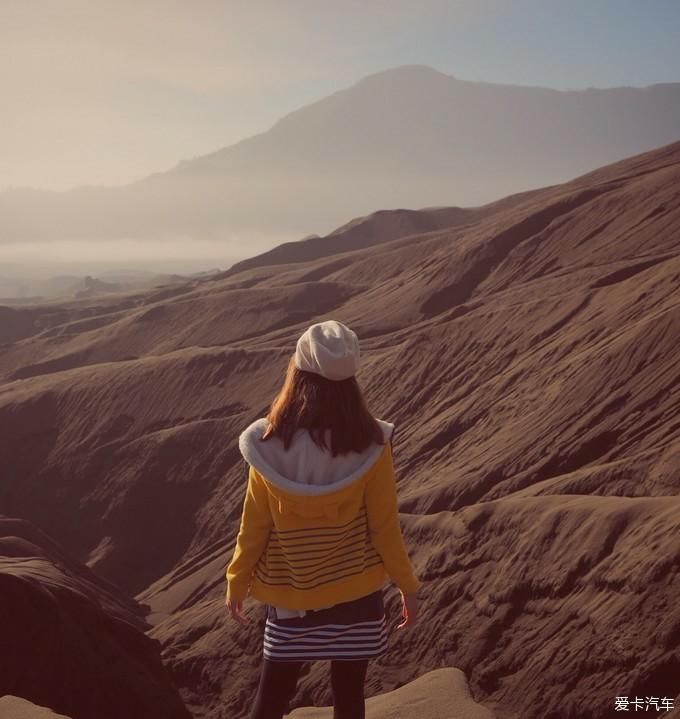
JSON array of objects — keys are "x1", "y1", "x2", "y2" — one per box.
[{"x1": 225, "y1": 319, "x2": 421, "y2": 719}]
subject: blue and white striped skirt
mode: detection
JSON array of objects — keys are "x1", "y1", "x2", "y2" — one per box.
[{"x1": 262, "y1": 589, "x2": 388, "y2": 662}]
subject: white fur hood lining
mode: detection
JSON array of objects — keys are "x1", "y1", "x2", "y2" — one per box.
[{"x1": 238, "y1": 417, "x2": 395, "y2": 497}]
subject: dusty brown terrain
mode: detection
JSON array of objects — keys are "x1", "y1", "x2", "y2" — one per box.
[
  {"x1": 288, "y1": 667, "x2": 497, "y2": 718},
  {"x1": 0, "y1": 517, "x2": 191, "y2": 718},
  {"x1": 1, "y1": 141, "x2": 679, "y2": 718},
  {"x1": 0, "y1": 695, "x2": 72, "y2": 719}
]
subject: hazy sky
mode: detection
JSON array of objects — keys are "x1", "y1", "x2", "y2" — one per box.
[{"x1": 3, "y1": 0, "x2": 680, "y2": 192}]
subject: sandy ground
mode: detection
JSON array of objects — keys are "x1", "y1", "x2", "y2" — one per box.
[
  {"x1": 0, "y1": 696, "x2": 71, "y2": 719},
  {"x1": 289, "y1": 667, "x2": 497, "y2": 719}
]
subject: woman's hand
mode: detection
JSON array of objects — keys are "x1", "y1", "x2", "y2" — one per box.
[
  {"x1": 396, "y1": 590, "x2": 419, "y2": 630},
  {"x1": 225, "y1": 596, "x2": 250, "y2": 625}
]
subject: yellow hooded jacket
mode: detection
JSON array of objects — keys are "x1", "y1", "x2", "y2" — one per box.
[{"x1": 225, "y1": 418, "x2": 421, "y2": 610}]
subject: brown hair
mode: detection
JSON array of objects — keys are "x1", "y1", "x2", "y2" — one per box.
[{"x1": 261, "y1": 354, "x2": 384, "y2": 456}]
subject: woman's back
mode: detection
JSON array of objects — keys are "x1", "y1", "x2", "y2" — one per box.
[
  {"x1": 225, "y1": 319, "x2": 420, "y2": 719},
  {"x1": 231, "y1": 415, "x2": 420, "y2": 609}
]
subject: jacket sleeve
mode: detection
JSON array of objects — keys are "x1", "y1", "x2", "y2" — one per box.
[
  {"x1": 225, "y1": 464, "x2": 273, "y2": 603},
  {"x1": 364, "y1": 436, "x2": 421, "y2": 594}
]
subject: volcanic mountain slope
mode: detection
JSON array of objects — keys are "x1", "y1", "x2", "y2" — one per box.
[
  {"x1": 0, "y1": 516, "x2": 191, "y2": 719},
  {"x1": 0, "y1": 141, "x2": 679, "y2": 718},
  {"x1": 0, "y1": 193, "x2": 529, "y2": 368},
  {"x1": 220, "y1": 201, "x2": 529, "y2": 278},
  {"x1": 2, "y1": 65, "x2": 680, "y2": 249}
]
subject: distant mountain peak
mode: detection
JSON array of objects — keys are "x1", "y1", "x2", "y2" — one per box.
[
  {"x1": 2, "y1": 68, "x2": 680, "y2": 249},
  {"x1": 356, "y1": 63, "x2": 456, "y2": 85}
]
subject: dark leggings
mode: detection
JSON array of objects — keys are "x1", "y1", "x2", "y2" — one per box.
[{"x1": 250, "y1": 657, "x2": 369, "y2": 719}]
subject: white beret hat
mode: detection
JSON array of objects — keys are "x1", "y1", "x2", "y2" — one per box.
[{"x1": 294, "y1": 320, "x2": 360, "y2": 380}]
